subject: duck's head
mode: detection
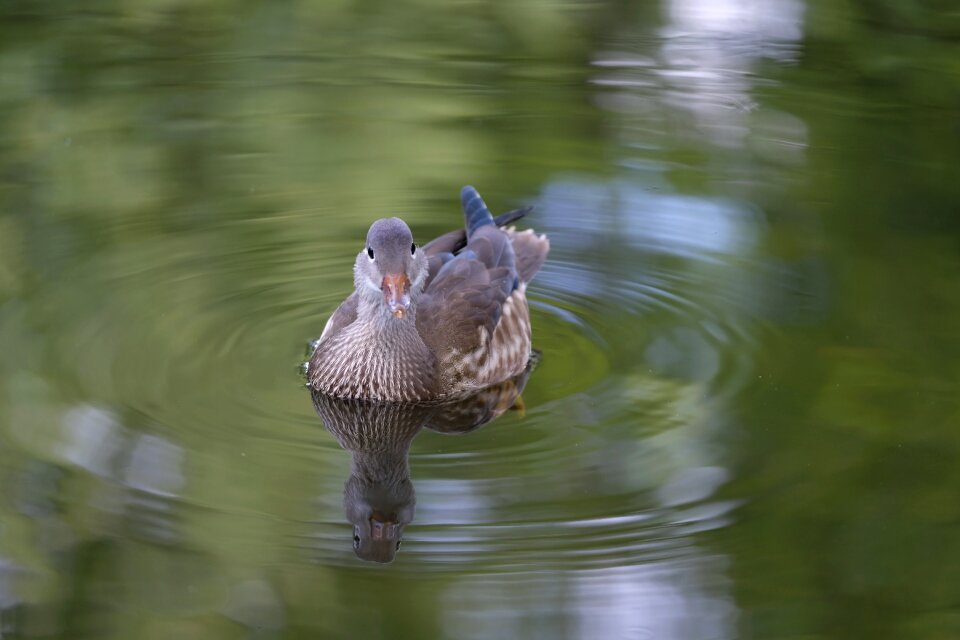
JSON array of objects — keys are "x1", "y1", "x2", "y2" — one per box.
[
  {"x1": 354, "y1": 217, "x2": 428, "y2": 319},
  {"x1": 344, "y1": 474, "x2": 416, "y2": 564}
]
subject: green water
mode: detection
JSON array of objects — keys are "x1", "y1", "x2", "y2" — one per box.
[{"x1": 2, "y1": 1, "x2": 959, "y2": 638}]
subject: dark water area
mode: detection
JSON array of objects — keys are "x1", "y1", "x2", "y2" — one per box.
[{"x1": 2, "y1": 1, "x2": 960, "y2": 638}]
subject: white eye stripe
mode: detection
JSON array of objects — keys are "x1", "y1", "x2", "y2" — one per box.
[{"x1": 412, "y1": 268, "x2": 426, "y2": 288}]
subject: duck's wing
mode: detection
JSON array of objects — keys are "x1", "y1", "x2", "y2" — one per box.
[
  {"x1": 416, "y1": 225, "x2": 525, "y2": 384},
  {"x1": 421, "y1": 206, "x2": 532, "y2": 290},
  {"x1": 505, "y1": 226, "x2": 550, "y2": 283},
  {"x1": 316, "y1": 292, "x2": 358, "y2": 344}
]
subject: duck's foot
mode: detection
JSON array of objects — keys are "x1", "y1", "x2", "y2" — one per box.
[{"x1": 510, "y1": 394, "x2": 526, "y2": 418}]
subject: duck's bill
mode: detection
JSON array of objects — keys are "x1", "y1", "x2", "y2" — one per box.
[
  {"x1": 370, "y1": 516, "x2": 401, "y2": 541},
  {"x1": 382, "y1": 273, "x2": 411, "y2": 318}
]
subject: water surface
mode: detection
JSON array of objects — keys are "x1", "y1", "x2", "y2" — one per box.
[{"x1": 1, "y1": 1, "x2": 959, "y2": 638}]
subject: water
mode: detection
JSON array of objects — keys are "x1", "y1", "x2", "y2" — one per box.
[{"x1": 1, "y1": 1, "x2": 959, "y2": 638}]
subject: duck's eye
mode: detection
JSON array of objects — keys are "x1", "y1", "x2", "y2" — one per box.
[
  {"x1": 353, "y1": 534, "x2": 361, "y2": 549},
  {"x1": 410, "y1": 243, "x2": 416, "y2": 255},
  {"x1": 396, "y1": 540, "x2": 402, "y2": 550},
  {"x1": 367, "y1": 247, "x2": 374, "y2": 260}
]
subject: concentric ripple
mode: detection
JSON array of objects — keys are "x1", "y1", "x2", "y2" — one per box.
[
  {"x1": 287, "y1": 175, "x2": 775, "y2": 568},
  {"x1": 19, "y1": 171, "x2": 773, "y2": 575}
]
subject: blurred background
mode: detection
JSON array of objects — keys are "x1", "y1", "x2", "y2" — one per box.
[{"x1": 1, "y1": 0, "x2": 959, "y2": 638}]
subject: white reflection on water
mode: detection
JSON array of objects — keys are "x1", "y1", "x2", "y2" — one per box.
[
  {"x1": 54, "y1": 404, "x2": 187, "y2": 545},
  {"x1": 223, "y1": 578, "x2": 286, "y2": 632},
  {"x1": 124, "y1": 434, "x2": 185, "y2": 497},
  {"x1": 442, "y1": 561, "x2": 735, "y2": 640},
  {"x1": 668, "y1": 0, "x2": 804, "y2": 42},
  {"x1": 658, "y1": 0, "x2": 805, "y2": 151},
  {"x1": 594, "y1": 0, "x2": 805, "y2": 151},
  {"x1": 573, "y1": 563, "x2": 735, "y2": 640},
  {"x1": 657, "y1": 466, "x2": 729, "y2": 508},
  {"x1": 415, "y1": 479, "x2": 492, "y2": 525},
  {"x1": 538, "y1": 179, "x2": 760, "y2": 262},
  {"x1": 58, "y1": 405, "x2": 124, "y2": 478},
  {"x1": 619, "y1": 188, "x2": 759, "y2": 258}
]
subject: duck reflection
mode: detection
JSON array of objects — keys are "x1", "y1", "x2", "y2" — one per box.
[{"x1": 310, "y1": 364, "x2": 533, "y2": 563}]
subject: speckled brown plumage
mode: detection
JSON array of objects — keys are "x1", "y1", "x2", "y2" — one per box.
[{"x1": 308, "y1": 186, "x2": 548, "y2": 402}]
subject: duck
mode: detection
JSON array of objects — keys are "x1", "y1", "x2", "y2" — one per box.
[{"x1": 308, "y1": 186, "x2": 548, "y2": 402}]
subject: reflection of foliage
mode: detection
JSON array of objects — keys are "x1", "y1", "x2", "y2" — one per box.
[
  {"x1": 0, "y1": 0, "x2": 609, "y2": 238},
  {"x1": 0, "y1": 2, "x2": 628, "y2": 638},
  {"x1": 717, "y1": 4, "x2": 960, "y2": 637}
]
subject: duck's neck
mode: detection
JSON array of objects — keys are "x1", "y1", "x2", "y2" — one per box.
[
  {"x1": 350, "y1": 445, "x2": 411, "y2": 487},
  {"x1": 356, "y1": 295, "x2": 419, "y2": 334}
]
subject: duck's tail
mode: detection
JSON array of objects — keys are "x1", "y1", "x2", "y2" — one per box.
[{"x1": 461, "y1": 186, "x2": 495, "y2": 239}]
